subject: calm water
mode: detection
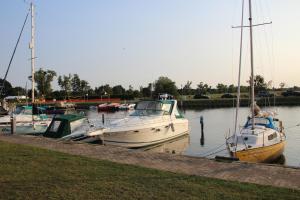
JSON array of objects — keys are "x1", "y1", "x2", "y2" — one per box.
[{"x1": 86, "y1": 106, "x2": 300, "y2": 167}]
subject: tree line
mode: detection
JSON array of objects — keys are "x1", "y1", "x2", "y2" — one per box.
[{"x1": 0, "y1": 68, "x2": 297, "y2": 100}]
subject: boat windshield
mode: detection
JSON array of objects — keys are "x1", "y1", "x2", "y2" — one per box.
[
  {"x1": 14, "y1": 106, "x2": 32, "y2": 115},
  {"x1": 244, "y1": 117, "x2": 276, "y2": 129},
  {"x1": 130, "y1": 101, "x2": 173, "y2": 116}
]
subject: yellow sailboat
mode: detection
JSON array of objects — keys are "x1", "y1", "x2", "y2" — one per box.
[{"x1": 226, "y1": 0, "x2": 286, "y2": 163}]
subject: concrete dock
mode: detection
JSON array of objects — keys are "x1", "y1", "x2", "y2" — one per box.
[{"x1": 0, "y1": 134, "x2": 300, "y2": 190}]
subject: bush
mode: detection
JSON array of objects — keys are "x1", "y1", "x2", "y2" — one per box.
[
  {"x1": 282, "y1": 90, "x2": 300, "y2": 97},
  {"x1": 221, "y1": 93, "x2": 237, "y2": 98},
  {"x1": 194, "y1": 94, "x2": 210, "y2": 99}
]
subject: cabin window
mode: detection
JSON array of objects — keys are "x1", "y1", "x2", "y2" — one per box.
[
  {"x1": 131, "y1": 101, "x2": 173, "y2": 116},
  {"x1": 268, "y1": 132, "x2": 277, "y2": 140},
  {"x1": 173, "y1": 106, "x2": 184, "y2": 118},
  {"x1": 49, "y1": 121, "x2": 61, "y2": 132},
  {"x1": 161, "y1": 104, "x2": 172, "y2": 115},
  {"x1": 248, "y1": 118, "x2": 268, "y2": 125}
]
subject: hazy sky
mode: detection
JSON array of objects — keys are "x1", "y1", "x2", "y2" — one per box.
[{"x1": 1, "y1": 0, "x2": 300, "y2": 90}]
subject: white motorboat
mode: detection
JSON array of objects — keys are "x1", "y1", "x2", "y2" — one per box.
[
  {"x1": 119, "y1": 103, "x2": 135, "y2": 110},
  {"x1": 0, "y1": 106, "x2": 51, "y2": 134},
  {"x1": 66, "y1": 99, "x2": 189, "y2": 148}
]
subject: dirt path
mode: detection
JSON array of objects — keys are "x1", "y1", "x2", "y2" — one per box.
[{"x1": 1, "y1": 134, "x2": 300, "y2": 190}]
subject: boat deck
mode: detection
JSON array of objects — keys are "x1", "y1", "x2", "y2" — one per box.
[{"x1": 0, "y1": 134, "x2": 300, "y2": 190}]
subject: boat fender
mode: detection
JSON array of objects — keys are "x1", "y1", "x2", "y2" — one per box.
[{"x1": 170, "y1": 123, "x2": 175, "y2": 132}]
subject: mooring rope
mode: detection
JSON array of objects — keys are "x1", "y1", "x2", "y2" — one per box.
[
  {"x1": 196, "y1": 143, "x2": 227, "y2": 157},
  {"x1": 202, "y1": 148, "x2": 228, "y2": 158}
]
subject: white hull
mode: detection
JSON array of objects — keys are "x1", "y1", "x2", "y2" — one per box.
[
  {"x1": 0, "y1": 121, "x2": 50, "y2": 134},
  {"x1": 73, "y1": 100, "x2": 190, "y2": 148},
  {"x1": 86, "y1": 118, "x2": 189, "y2": 148},
  {"x1": 0, "y1": 113, "x2": 51, "y2": 135}
]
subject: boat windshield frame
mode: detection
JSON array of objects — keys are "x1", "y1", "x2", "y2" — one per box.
[
  {"x1": 14, "y1": 106, "x2": 32, "y2": 115},
  {"x1": 130, "y1": 100, "x2": 174, "y2": 116},
  {"x1": 244, "y1": 116, "x2": 276, "y2": 130}
]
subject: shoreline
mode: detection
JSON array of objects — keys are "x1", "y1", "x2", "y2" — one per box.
[{"x1": 1, "y1": 134, "x2": 300, "y2": 190}]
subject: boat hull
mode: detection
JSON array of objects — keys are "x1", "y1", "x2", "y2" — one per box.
[
  {"x1": 232, "y1": 141, "x2": 286, "y2": 163},
  {"x1": 85, "y1": 120, "x2": 189, "y2": 148},
  {"x1": 0, "y1": 122, "x2": 50, "y2": 135}
]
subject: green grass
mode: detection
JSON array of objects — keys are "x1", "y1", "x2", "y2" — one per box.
[{"x1": 0, "y1": 142, "x2": 299, "y2": 200}]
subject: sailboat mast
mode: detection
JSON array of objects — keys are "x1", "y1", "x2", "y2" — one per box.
[
  {"x1": 234, "y1": 0, "x2": 245, "y2": 134},
  {"x1": 248, "y1": 0, "x2": 255, "y2": 130},
  {"x1": 30, "y1": 2, "x2": 35, "y2": 104}
]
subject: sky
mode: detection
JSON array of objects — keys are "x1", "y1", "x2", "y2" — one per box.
[{"x1": 1, "y1": 0, "x2": 300, "y2": 90}]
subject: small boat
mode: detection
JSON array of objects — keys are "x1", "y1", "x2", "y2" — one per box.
[
  {"x1": 226, "y1": 104, "x2": 286, "y2": 162},
  {"x1": 43, "y1": 114, "x2": 89, "y2": 138},
  {"x1": 44, "y1": 106, "x2": 75, "y2": 115},
  {"x1": 0, "y1": 106, "x2": 51, "y2": 135},
  {"x1": 107, "y1": 103, "x2": 120, "y2": 112},
  {"x1": 89, "y1": 105, "x2": 97, "y2": 110},
  {"x1": 68, "y1": 99, "x2": 189, "y2": 148},
  {"x1": 119, "y1": 103, "x2": 135, "y2": 110},
  {"x1": 98, "y1": 103, "x2": 110, "y2": 112},
  {"x1": 226, "y1": 0, "x2": 285, "y2": 163},
  {"x1": 98, "y1": 103, "x2": 120, "y2": 112}
]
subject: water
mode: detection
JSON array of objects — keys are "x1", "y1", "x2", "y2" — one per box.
[{"x1": 86, "y1": 106, "x2": 300, "y2": 167}]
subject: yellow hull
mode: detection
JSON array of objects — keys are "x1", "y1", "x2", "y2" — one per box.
[{"x1": 233, "y1": 141, "x2": 286, "y2": 163}]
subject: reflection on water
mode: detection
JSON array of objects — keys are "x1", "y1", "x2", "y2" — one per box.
[
  {"x1": 142, "y1": 134, "x2": 189, "y2": 154},
  {"x1": 270, "y1": 154, "x2": 286, "y2": 165},
  {"x1": 85, "y1": 106, "x2": 300, "y2": 167}
]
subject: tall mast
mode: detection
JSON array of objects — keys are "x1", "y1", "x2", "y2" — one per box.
[
  {"x1": 248, "y1": 0, "x2": 255, "y2": 130},
  {"x1": 30, "y1": 2, "x2": 35, "y2": 103},
  {"x1": 234, "y1": 0, "x2": 245, "y2": 134}
]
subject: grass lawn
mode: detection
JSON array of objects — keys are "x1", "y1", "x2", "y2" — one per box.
[{"x1": 0, "y1": 141, "x2": 299, "y2": 200}]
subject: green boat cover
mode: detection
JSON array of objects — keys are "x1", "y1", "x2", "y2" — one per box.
[{"x1": 43, "y1": 114, "x2": 84, "y2": 138}]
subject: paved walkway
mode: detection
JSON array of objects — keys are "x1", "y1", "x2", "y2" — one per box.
[{"x1": 1, "y1": 135, "x2": 300, "y2": 190}]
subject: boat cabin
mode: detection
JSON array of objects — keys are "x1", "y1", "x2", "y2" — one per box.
[
  {"x1": 130, "y1": 100, "x2": 184, "y2": 118},
  {"x1": 43, "y1": 114, "x2": 85, "y2": 138},
  {"x1": 244, "y1": 117, "x2": 277, "y2": 130}
]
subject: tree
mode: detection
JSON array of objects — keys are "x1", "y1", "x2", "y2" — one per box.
[
  {"x1": 35, "y1": 68, "x2": 57, "y2": 97},
  {"x1": 253, "y1": 75, "x2": 267, "y2": 93},
  {"x1": 71, "y1": 74, "x2": 81, "y2": 95},
  {"x1": 50, "y1": 90, "x2": 65, "y2": 100},
  {"x1": 126, "y1": 85, "x2": 134, "y2": 96},
  {"x1": 228, "y1": 84, "x2": 235, "y2": 93},
  {"x1": 10, "y1": 87, "x2": 26, "y2": 96},
  {"x1": 95, "y1": 84, "x2": 112, "y2": 96},
  {"x1": 183, "y1": 81, "x2": 193, "y2": 95},
  {"x1": 197, "y1": 82, "x2": 210, "y2": 95},
  {"x1": 240, "y1": 85, "x2": 249, "y2": 93},
  {"x1": 216, "y1": 83, "x2": 228, "y2": 93},
  {"x1": 112, "y1": 85, "x2": 125, "y2": 95},
  {"x1": 58, "y1": 74, "x2": 72, "y2": 99},
  {"x1": 80, "y1": 80, "x2": 91, "y2": 96},
  {"x1": 140, "y1": 85, "x2": 151, "y2": 97},
  {"x1": 0, "y1": 79, "x2": 13, "y2": 98},
  {"x1": 153, "y1": 76, "x2": 178, "y2": 96},
  {"x1": 132, "y1": 90, "x2": 141, "y2": 98},
  {"x1": 27, "y1": 89, "x2": 38, "y2": 100}
]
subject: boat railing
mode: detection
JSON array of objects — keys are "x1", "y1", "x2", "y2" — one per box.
[{"x1": 91, "y1": 115, "x2": 173, "y2": 129}]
